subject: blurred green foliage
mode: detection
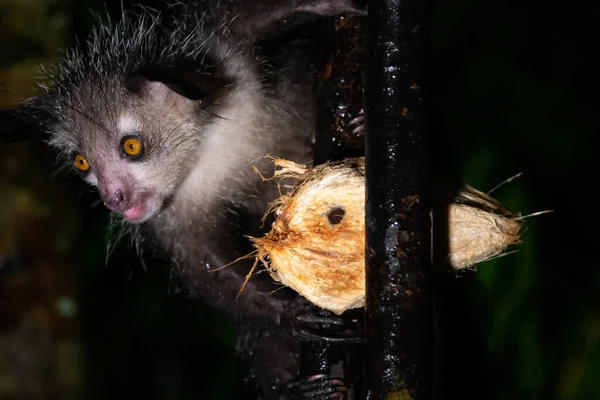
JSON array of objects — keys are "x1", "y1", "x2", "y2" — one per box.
[{"x1": 0, "y1": 0, "x2": 596, "y2": 399}]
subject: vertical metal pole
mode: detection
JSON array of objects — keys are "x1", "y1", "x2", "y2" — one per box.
[{"x1": 364, "y1": 0, "x2": 433, "y2": 398}]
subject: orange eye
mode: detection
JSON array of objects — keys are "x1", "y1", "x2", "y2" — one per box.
[
  {"x1": 122, "y1": 137, "x2": 143, "y2": 158},
  {"x1": 73, "y1": 154, "x2": 90, "y2": 172}
]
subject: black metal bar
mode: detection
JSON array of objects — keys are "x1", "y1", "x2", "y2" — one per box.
[
  {"x1": 314, "y1": 15, "x2": 366, "y2": 165},
  {"x1": 364, "y1": 0, "x2": 433, "y2": 398}
]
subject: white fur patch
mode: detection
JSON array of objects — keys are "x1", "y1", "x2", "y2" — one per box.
[
  {"x1": 117, "y1": 114, "x2": 141, "y2": 136},
  {"x1": 178, "y1": 89, "x2": 265, "y2": 204},
  {"x1": 85, "y1": 173, "x2": 99, "y2": 187}
]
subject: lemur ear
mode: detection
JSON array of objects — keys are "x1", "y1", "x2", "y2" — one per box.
[
  {"x1": 125, "y1": 74, "x2": 178, "y2": 102},
  {"x1": 234, "y1": 0, "x2": 367, "y2": 36},
  {"x1": 0, "y1": 105, "x2": 52, "y2": 143},
  {"x1": 287, "y1": 0, "x2": 367, "y2": 17},
  {"x1": 125, "y1": 65, "x2": 226, "y2": 110}
]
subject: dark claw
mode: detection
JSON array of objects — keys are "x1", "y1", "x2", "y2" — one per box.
[
  {"x1": 295, "y1": 314, "x2": 348, "y2": 325},
  {"x1": 349, "y1": 109, "x2": 365, "y2": 134},
  {"x1": 292, "y1": 310, "x2": 363, "y2": 343},
  {"x1": 287, "y1": 297, "x2": 363, "y2": 343},
  {"x1": 280, "y1": 374, "x2": 348, "y2": 400},
  {"x1": 351, "y1": 123, "x2": 365, "y2": 134}
]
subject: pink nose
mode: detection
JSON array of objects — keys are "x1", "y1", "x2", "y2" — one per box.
[{"x1": 101, "y1": 187, "x2": 129, "y2": 213}]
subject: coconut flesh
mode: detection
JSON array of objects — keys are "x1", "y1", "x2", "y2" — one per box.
[{"x1": 246, "y1": 157, "x2": 523, "y2": 315}]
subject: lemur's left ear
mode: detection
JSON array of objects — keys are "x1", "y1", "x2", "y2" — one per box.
[
  {"x1": 0, "y1": 104, "x2": 53, "y2": 143},
  {"x1": 292, "y1": 0, "x2": 367, "y2": 17},
  {"x1": 230, "y1": 0, "x2": 367, "y2": 37}
]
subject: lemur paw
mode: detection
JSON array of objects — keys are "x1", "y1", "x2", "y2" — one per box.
[
  {"x1": 348, "y1": 109, "x2": 364, "y2": 134},
  {"x1": 288, "y1": 298, "x2": 362, "y2": 343},
  {"x1": 280, "y1": 374, "x2": 348, "y2": 400}
]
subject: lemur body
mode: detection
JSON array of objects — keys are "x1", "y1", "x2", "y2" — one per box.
[{"x1": 1, "y1": 1, "x2": 364, "y2": 398}]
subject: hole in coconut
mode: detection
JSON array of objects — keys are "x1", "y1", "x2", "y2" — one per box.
[{"x1": 327, "y1": 206, "x2": 346, "y2": 225}]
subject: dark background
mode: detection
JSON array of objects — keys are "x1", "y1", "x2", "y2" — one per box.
[{"x1": 0, "y1": 0, "x2": 597, "y2": 398}]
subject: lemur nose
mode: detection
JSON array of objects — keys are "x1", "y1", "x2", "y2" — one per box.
[{"x1": 104, "y1": 188, "x2": 126, "y2": 212}]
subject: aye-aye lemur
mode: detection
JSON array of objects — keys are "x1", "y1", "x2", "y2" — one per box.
[{"x1": 0, "y1": 0, "x2": 365, "y2": 398}]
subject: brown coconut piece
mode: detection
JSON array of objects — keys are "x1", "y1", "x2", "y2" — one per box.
[{"x1": 248, "y1": 157, "x2": 523, "y2": 315}]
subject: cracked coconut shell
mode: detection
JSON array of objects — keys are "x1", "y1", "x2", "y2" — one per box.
[{"x1": 249, "y1": 157, "x2": 523, "y2": 315}]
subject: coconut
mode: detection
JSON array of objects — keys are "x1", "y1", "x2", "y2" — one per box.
[{"x1": 244, "y1": 157, "x2": 525, "y2": 315}]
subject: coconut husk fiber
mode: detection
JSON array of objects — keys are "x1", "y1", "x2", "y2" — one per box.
[{"x1": 245, "y1": 157, "x2": 524, "y2": 315}]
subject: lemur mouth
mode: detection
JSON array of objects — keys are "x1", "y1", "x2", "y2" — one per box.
[
  {"x1": 122, "y1": 195, "x2": 160, "y2": 223},
  {"x1": 123, "y1": 202, "x2": 146, "y2": 222}
]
